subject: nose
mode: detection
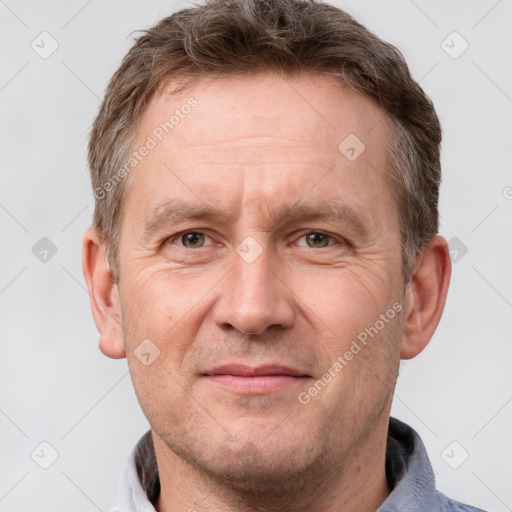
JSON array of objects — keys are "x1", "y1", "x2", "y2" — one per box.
[{"x1": 213, "y1": 245, "x2": 295, "y2": 336}]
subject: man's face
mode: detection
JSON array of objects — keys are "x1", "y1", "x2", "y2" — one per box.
[{"x1": 117, "y1": 73, "x2": 406, "y2": 484}]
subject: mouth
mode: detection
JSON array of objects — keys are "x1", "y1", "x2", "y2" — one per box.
[{"x1": 202, "y1": 364, "x2": 310, "y2": 394}]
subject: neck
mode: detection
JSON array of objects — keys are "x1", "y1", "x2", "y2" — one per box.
[{"x1": 153, "y1": 414, "x2": 391, "y2": 512}]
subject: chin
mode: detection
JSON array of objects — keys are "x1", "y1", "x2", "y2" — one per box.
[{"x1": 167, "y1": 423, "x2": 327, "y2": 493}]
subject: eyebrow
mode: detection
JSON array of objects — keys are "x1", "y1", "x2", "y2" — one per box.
[{"x1": 142, "y1": 198, "x2": 370, "y2": 240}]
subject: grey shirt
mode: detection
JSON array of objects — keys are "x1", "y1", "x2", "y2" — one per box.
[{"x1": 113, "y1": 417, "x2": 487, "y2": 511}]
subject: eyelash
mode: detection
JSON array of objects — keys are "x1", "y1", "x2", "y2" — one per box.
[{"x1": 165, "y1": 230, "x2": 342, "y2": 249}]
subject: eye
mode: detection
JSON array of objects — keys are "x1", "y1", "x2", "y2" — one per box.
[
  {"x1": 297, "y1": 231, "x2": 337, "y2": 248},
  {"x1": 176, "y1": 231, "x2": 211, "y2": 249}
]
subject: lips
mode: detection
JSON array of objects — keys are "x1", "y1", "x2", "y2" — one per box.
[
  {"x1": 204, "y1": 364, "x2": 308, "y2": 377},
  {"x1": 203, "y1": 364, "x2": 309, "y2": 394}
]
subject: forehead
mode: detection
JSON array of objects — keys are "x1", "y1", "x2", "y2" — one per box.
[
  {"x1": 138, "y1": 72, "x2": 389, "y2": 157},
  {"x1": 124, "y1": 72, "x2": 395, "y2": 230}
]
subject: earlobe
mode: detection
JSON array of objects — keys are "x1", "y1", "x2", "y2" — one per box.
[
  {"x1": 400, "y1": 236, "x2": 452, "y2": 360},
  {"x1": 82, "y1": 227, "x2": 126, "y2": 359}
]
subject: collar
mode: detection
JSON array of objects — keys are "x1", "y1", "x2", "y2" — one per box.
[{"x1": 114, "y1": 417, "x2": 483, "y2": 512}]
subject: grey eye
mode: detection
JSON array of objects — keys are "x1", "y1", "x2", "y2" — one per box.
[
  {"x1": 305, "y1": 233, "x2": 330, "y2": 248},
  {"x1": 181, "y1": 232, "x2": 206, "y2": 248}
]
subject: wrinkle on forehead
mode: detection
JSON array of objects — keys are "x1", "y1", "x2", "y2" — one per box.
[
  {"x1": 135, "y1": 72, "x2": 389, "y2": 154},
  {"x1": 123, "y1": 72, "x2": 397, "y2": 247}
]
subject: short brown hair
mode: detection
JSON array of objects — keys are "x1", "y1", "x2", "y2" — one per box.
[{"x1": 88, "y1": 0, "x2": 442, "y2": 283}]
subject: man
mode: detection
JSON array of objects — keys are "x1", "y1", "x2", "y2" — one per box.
[{"x1": 82, "y1": 0, "x2": 485, "y2": 510}]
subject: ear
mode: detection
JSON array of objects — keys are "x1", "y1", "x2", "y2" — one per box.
[
  {"x1": 82, "y1": 227, "x2": 126, "y2": 359},
  {"x1": 400, "y1": 236, "x2": 452, "y2": 360}
]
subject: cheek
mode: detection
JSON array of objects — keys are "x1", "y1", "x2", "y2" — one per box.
[
  {"x1": 120, "y1": 267, "x2": 198, "y2": 341},
  {"x1": 293, "y1": 264, "x2": 399, "y2": 350},
  {"x1": 120, "y1": 270, "x2": 201, "y2": 431},
  {"x1": 127, "y1": 353, "x2": 192, "y2": 437},
  {"x1": 119, "y1": 263, "x2": 229, "y2": 378},
  {"x1": 121, "y1": 279, "x2": 174, "y2": 347}
]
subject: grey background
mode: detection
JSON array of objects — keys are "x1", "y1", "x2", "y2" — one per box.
[{"x1": 1, "y1": 0, "x2": 511, "y2": 510}]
